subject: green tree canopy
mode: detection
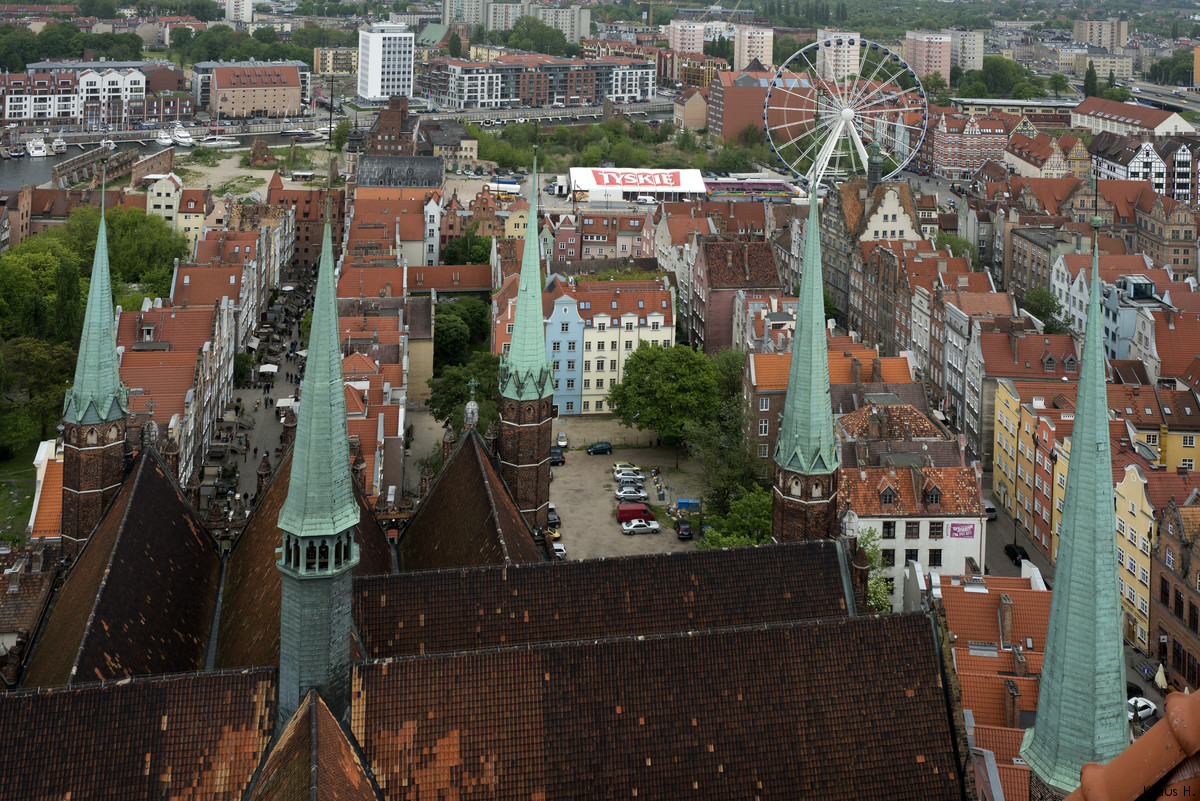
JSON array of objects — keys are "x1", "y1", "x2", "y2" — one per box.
[
  {"x1": 856, "y1": 526, "x2": 893, "y2": 612},
  {"x1": 683, "y1": 348, "x2": 760, "y2": 517},
  {"x1": 695, "y1": 485, "x2": 773, "y2": 548},
  {"x1": 441, "y1": 221, "x2": 492, "y2": 265},
  {"x1": 1048, "y1": 72, "x2": 1069, "y2": 97},
  {"x1": 427, "y1": 351, "x2": 500, "y2": 434},
  {"x1": 1083, "y1": 60, "x2": 1099, "y2": 97},
  {"x1": 1023, "y1": 286, "x2": 1071, "y2": 335},
  {"x1": 433, "y1": 304, "x2": 471, "y2": 370},
  {"x1": 331, "y1": 119, "x2": 352, "y2": 151},
  {"x1": 607, "y1": 344, "x2": 719, "y2": 446},
  {"x1": 447, "y1": 31, "x2": 462, "y2": 57}
]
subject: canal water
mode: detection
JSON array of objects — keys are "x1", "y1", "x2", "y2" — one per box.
[{"x1": 0, "y1": 133, "x2": 298, "y2": 190}]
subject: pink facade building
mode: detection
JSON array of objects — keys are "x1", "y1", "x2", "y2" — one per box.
[{"x1": 905, "y1": 30, "x2": 952, "y2": 84}]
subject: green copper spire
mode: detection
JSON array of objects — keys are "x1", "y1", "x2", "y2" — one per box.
[
  {"x1": 63, "y1": 164, "x2": 127, "y2": 426},
  {"x1": 1020, "y1": 216, "x2": 1126, "y2": 795},
  {"x1": 277, "y1": 214, "x2": 360, "y2": 542},
  {"x1": 775, "y1": 198, "x2": 839, "y2": 475},
  {"x1": 498, "y1": 151, "x2": 553, "y2": 402}
]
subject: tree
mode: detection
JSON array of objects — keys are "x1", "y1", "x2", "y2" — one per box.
[
  {"x1": 1083, "y1": 60, "x2": 1099, "y2": 97},
  {"x1": 684, "y1": 348, "x2": 759, "y2": 516},
  {"x1": 447, "y1": 32, "x2": 462, "y2": 57},
  {"x1": 426, "y1": 351, "x2": 500, "y2": 434},
  {"x1": 949, "y1": 64, "x2": 963, "y2": 87},
  {"x1": 1101, "y1": 87, "x2": 1132, "y2": 102},
  {"x1": 822, "y1": 288, "x2": 838, "y2": 322},
  {"x1": 957, "y1": 80, "x2": 989, "y2": 99},
  {"x1": 696, "y1": 485, "x2": 772, "y2": 548},
  {"x1": 251, "y1": 25, "x2": 278, "y2": 44},
  {"x1": 1023, "y1": 286, "x2": 1071, "y2": 335},
  {"x1": 331, "y1": 119, "x2": 352, "y2": 151},
  {"x1": 299, "y1": 310, "x2": 312, "y2": 348},
  {"x1": 1107, "y1": 68, "x2": 1117, "y2": 90},
  {"x1": 1011, "y1": 81, "x2": 1047, "y2": 100},
  {"x1": 438, "y1": 296, "x2": 489, "y2": 344},
  {"x1": 442, "y1": 222, "x2": 492, "y2": 265},
  {"x1": 234, "y1": 352, "x2": 255, "y2": 383},
  {"x1": 856, "y1": 526, "x2": 893, "y2": 612},
  {"x1": 53, "y1": 262, "x2": 82, "y2": 346},
  {"x1": 607, "y1": 344, "x2": 719, "y2": 452},
  {"x1": 433, "y1": 304, "x2": 471, "y2": 370},
  {"x1": 933, "y1": 231, "x2": 980, "y2": 272},
  {"x1": 773, "y1": 34, "x2": 797, "y2": 66},
  {"x1": 1048, "y1": 72, "x2": 1069, "y2": 97},
  {"x1": 921, "y1": 72, "x2": 948, "y2": 94}
]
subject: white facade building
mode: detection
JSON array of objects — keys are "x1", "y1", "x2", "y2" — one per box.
[
  {"x1": 225, "y1": 0, "x2": 253, "y2": 23},
  {"x1": 734, "y1": 26, "x2": 773, "y2": 71},
  {"x1": 668, "y1": 20, "x2": 705, "y2": 54},
  {"x1": 79, "y1": 68, "x2": 146, "y2": 130},
  {"x1": 441, "y1": 0, "x2": 486, "y2": 26},
  {"x1": 815, "y1": 29, "x2": 860, "y2": 81},
  {"x1": 358, "y1": 23, "x2": 415, "y2": 102},
  {"x1": 942, "y1": 28, "x2": 984, "y2": 71}
]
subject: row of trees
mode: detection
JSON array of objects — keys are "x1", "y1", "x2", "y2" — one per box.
[
  {"x1": 0, "y1": 23, "x2": 143, "y2": 72},
  {"x1": 1148, "y1": 49, "x2": 1196, "y2": 87},
  {"x1": 0, "y1": 206, "x2": 189, "y2": 458},
  {"x1": 1081, "y1": 61, "x2": 1131, "y2": 103},
  {"x1": 170, "y1": 24, "x2": 317, "y2": 67},
  {"x1": 476, "y1": 16, "x2": 578, "y2": 58}
]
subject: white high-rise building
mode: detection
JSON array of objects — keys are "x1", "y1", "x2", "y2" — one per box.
[
  {"x1": 358, "y1": 23, "x2": 414, "y2": 102},
  {"x1": 225, "y1": 0, "x2": 253, "y2": 23},
  {"x1": 441, "y1": 0, "x2": 486, "y2": 27},
  {"x1": 733, "y1": 26, "x2": 773, "y2": 71},
  {"x1": 668, "y1": 20, "x2": 705, "y2": 54},
  {"x1": 942, "y1": 28, "x2": 984, "y2": 72},
  {"x1": 815, "y1": 29, "x2": 860, "y2": 81}
]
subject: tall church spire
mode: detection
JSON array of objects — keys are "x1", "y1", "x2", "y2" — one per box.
[
  {"x1": 63, "y1": 168, "x2": 126, "y2": 427},
  {"x1": 1020, "y1": 215, "x2": 1126, "y2": 798},
  {"x1": 276, "y1": 209, "x2": 359, "y2": 724},
  {"x1": 496, "y1": 151, "x2": 554, "y2": 529},
  {"x1": 772, "y1": 197, "x2": 840, "y2": 541},
  {"x1": 60, "y1": 162, "x2": 129, "y2": 558}
]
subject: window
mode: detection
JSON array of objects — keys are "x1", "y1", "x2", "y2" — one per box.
[
  {"x1": 905, "y1": 548, "x2": 919, "y2": 564},
  {"x1": 1190, "y1": 602, "x2": 1198, "y2": 634},
  {"x1": 1140, "y1": 566, "x2": 1150, "y2": 586},
  {"x1": 1176, "y1": 589, "x2": 1185, "y2": 619},
  {"x1": 583, "y1": 401, "x2": 590, "y2": 411},
  {"x1": 928, "y1": 549, "x2": 942, "y2": 567},
  {"x1": 882, "y1": 521, "x2": 896, "y2": 539},
  {"x1": 1185, "y1": 459, "x2": 1195, "y2": 470},
  {"x1": 1139, "y1": 595, "x2": 1149, "y2": 615},
  {"x1": 506, "y1": 324, "x2": 514, "y2": 334},
  {"x1": 564, "y1": 401, "x2": 574, "y2": 411},
  {"x1": 553, "y1": 379, "x2": 559, "y2": 390},
  {"x1": 567, "y1": 342, "x2": 576, "y2": 352},
  {"x1": 596, "y1": 400, "x2": 604, "y2": 410},
  {"x1": 1147, "y1": 433, "x2": 1159, "y2": 446},
  {"x1": 881, "y1": 549, "x2": 895, "y2": 567},
  {"x1": 561, "y1": 323, "x2": 569, "y2": 333},
  {"x1": 552, "y1": 342, "x2": 561, "y2": 352},
  {"x1": 905, "y1": 522, "x2": 920, "y2": 539},
  {"x1": 624, "y1": 322, "x2": 634, "y2": 331},
  {"x1": 566, "y1": 379, "x2": 575, "y2": 389},
  {"x1": 759, "y1": 397, "x2": 770, "y2": 411},
  {"x1": 552, "y1": 360, "x2": 560, "y2": 371},
  {"x1": 583, "y1": 379, "x2": 590, "y2": 389},
  {"x1": 758, "y1": 419, "x2": 769, "y2": 436},
  {"x1": 596, "y1": 359, "x2": 605, "y2": 370},
  {"x1": 502, "y1": 343, "x2": 510, "y2": 354},
  {"x1": 1169, "y1": 549, "x2": 1177, "y2": 570},
  {"x1": 1161, "y1": 577, "x2": 1171, "y2": 606},
  {"x1": 929, "y1": 521, "x2": 943, "y2": 539},
  {"x1": 924, "y1": 489, "x2": 941, "y2": 505},
  {"x1": 625, "y1": 341, "x2": 633, "y2": 351},
  {"x1": 758, "y1": 443, "x2": 769, "y2": 458},
  {"x1": 611, "y1": 340, "x2": 618, "y2": 350},
  {"x1": 583, "y1": 361, "x2": 591, "y2": 372},
  {"x1": 880, "y1": 488, "x2": 896, "y2": 505},
  {"x1": 1186, "y1": 435, "x2": 1196, "y2": 448}
]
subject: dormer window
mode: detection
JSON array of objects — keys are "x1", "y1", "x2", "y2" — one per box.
[
  {"x1": 880, "y1": 487, "x2": 896, "y2": 505},
  {"x1": 1044, "y1": 356, "x2": 1056, "y2": 372},
  {"x1": 1064, "y1": 356, "x2": 1076, "y2": 372},
  {"x1": 924, "y1": 488, "x2": 941, "y2": 505}
]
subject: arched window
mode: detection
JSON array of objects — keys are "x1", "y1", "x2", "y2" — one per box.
[
  {"x1": 318, "y1": 541, "x2": 329, "y2": 570},
  {"x1": 305, "y1": 543, "x2": 317, "y2": 570}
]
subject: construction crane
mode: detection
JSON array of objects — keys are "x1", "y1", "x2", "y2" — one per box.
[{"x1": 641, "y1": 0, "x2": 712, "y2": 27}]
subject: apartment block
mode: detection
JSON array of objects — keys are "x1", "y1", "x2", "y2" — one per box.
[
  {"x1": 314, "y1": 47, "x2": 358, "y2": 76},
  {"x1": 668, "y1": 20, "x2": 705, "y2": 54},
  {"x1": 815, "y1": 29, "x2": 860, "y2": 81},
  {"x1": 1073, "y1": 17, "x2": 1129, "y2": 50},
  {"x1": 358, "y1": 22, "x2": 415, "y2": 101},
  {"x1": 942, "y1": 28, "x2": 983, "y2": 71},
  {"x1": 905, "y1": 30, "x2": 951, "y2": 84},
  {"x1": 733, "y1": 26, "x2": 773, "y2": 71}
]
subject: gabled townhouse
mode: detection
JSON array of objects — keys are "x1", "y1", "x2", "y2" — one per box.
[
  {"x1": 1048, "y1": 252, "x2": 1163, "y2": 337},
  {"x1": 941, "y1": 291, "x2": 1019, "y2": 433},
  {"x1": 1128, "y1": 306, "x2": 1200, "y2": 385},
  {"x1": 1003, "y1": 132, "x2": 1069, "y2": 179},
  {"x1": 1153, "y1": 497, "x2": 1200, "y2": 690},
  {"x1": 576, "y1": 212, "x2": 647, "y2": 259},
  {"x1": 927, "y1": 113, "x2": 1012, "y2": 181},
  {"x1": 1089, "y1": 131, "x2": 1167, "y2": 191},
  {"x1": 266, "y1": 173, "x2": 345, "y2": 271},
  {"x1": 907, "y1": 273, "x2": 996, "y2": 406},
  {"x1": 1059, "y1": 133, "x2": 1090, "y2": 179},
  {"x1": 688, "y1": 239, "x2": 780, "y2": 353}
]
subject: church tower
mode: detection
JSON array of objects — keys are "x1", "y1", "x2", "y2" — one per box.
[
  {"x1": 772, "y1": 199, "x2": 840, "y2": 541},
  {"x1": 61, "y1": 166, "x2": 128, "y2": 559},
  {"x1": 497, "y1": 152, "x2": 554, "y2": 529},
  {"x1": 276, "y1": 212, "x2": 360, "y2": 724},
  {"x1": 1019, "y1": 216, "x2": 1127, "y2": 799}
]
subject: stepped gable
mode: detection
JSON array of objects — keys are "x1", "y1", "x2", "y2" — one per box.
[
  {"x1": 216, "y1": 450, "x2": 392, "y2": 670},
  {"x1": 398, "y1": 428, "x2": 540, "y2": 572},
  {"x1": 22, "y1": 450, "x2": 219, "y2": 689},
  {"x1": 354, "y1": 541, "x2": 853, "y2": 659},
  {"x1": 0, "y1": 668, "x2": 277, "y2": 801},
  {"x1": 245, "y1": 690, "x2": 378, "y2": 801},
  {"x1": 351, "y1": 614, "x2": 964, "y2": 800}
]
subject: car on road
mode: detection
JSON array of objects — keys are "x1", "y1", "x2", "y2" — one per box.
[
  {"x1": 549, "y1": 446, "x2": 566, "y2": 465},
  {"x1": 614, "y1": 470, "x2": 646, "y2": 483},
  {"x1": 612, "y1": 462, "x2": 640, "y2": 476},
  {"x1": 985, "y1": 502, "x2": 997, "y2": 520},
  {"x1": 614, "y1": 486, "x2": 650, "y2": 502},
  {"x1": 547, "y1": 502, "x2": 560, "y2": 528},
  {"x1": 1128, "y1": 697, "x2": 1157, "y2": 721},
  {"x1": 676, "y1": 519, "x2": 693, "y2": 540},
  {"x1": 552, "y1": 542, "x2": 566, "y2": 560},
  {"x1": 1004, "y1": 543, "x2": 1030, "y2": 565},
  {"x1": 556, "y1": 432, "x2": 568, "y2": 447},
  {"x1": 621, "y1": 519, "x2": 660, "y2": 535},
  {"x1": 587, "y1": 441, "x2": 612, "y2": 455}
]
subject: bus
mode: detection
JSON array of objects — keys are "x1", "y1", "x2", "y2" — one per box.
[{"x1": 485, "y1": 182, "x2": 519, "y2": 201}]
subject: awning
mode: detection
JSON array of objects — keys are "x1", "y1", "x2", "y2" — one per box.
[
  {"x1": 281, "y1": 285, "x2": 295, "y2": 291},
  {"x1": 296, "y1": 350, "x2": 308, "y2": 358},
  {"x1": 1156, "y1": 663, "x2": 1168, "y2": 690},
  {"x1": 247, "y1": 336, "x2": 260, "y2": 350},
  {"x1": 259, "y1": 364, "x2": 279, "y2": 374},
  {"x1": 568, "y1": 167, "x2": 706, "y2": 194}
]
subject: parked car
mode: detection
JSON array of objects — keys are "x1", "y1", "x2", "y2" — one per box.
[
  {"x1": 614, "y1": 486, "x2": 650, "y2": 502},
  {"x1": 549, "y1": 446, "x2": 566, "y2": 466},
  {"x1": 616, "y1": 476, "x2": 644, "y2": 489},
  {"x1": 587, "y1": 441, "x2": 612, "y2": 455},
  {"x1": 545, "y1": 526, "x2": 561, "y2": 541},
  {"x1": 556, "y1": 432, "x2": 568, "y2": 447},
  {"x1": 1128, "y1": 697, "x2": 1157, "y2": 721},
  {"x1": 552, "y1": 542, "x2": 566, "y2": 560},
  {"x1": 676, "y1": 520, "x2": 693, "y2": 540},
  {"x1": 547, "y1": 502, "x2": 560, "y2": 528},
  {"x1": 622, "y1": 518, "x2": 661, "y2": 535},
  {"x1": 1004, "y1": 543, "x2": 1030, "y2": 566},
  {"x1": 612, "y1": 462, "x2": 640, "y2": 476},
  {"x1": 614, "y1": 469, "x2": 646, "y2": 483},
  {"x1": 985, "y1": 502, "x2": 997, "y2": 521}
]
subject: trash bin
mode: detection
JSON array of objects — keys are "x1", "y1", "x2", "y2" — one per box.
[{"x1": 657, "y1": 489, "x2": 665, "y2": 502}]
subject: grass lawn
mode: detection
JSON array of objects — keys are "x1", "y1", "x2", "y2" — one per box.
[
  {"x1": 216, "y1": 175, "x2": 267, "y2": 196},
  {"x1": 0, "y1": 441, "x2": 41, "y2": 545}
]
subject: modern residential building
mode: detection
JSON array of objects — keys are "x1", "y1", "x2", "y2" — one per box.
[
  {"x1": 1071, "y1": 97, "x2": 1196, "y2": 138},
  {"x1": 1073, "y1": 52, "x2": 1134, "y2": 81},
  {"x1": 668, "y1": 20, "x2": 705, "y2": 54},
  {"x1": 814, "y1": 29, "x2": 860, "y2": 81},
  {"x1": 313, "y1": 47, "x2": 358, "y2": 76},
  {"x1": 0, "y1": 69, "x2": 190, "y2": 128},
  {"x1": 676, "y1": 52, "x2": 727, "y2": 88},
  {"x1": 441, "y1": 0, "x2": 486, "y2": 27},
  {"x1": 422, "y1": 54, "x2": 654, "y2": 109},
  {"x1": 905, "y1": 30, "x2": 951, "y2": 83},
  {"x1": 707, "y1": 69, "x2": 810, "y2": 143},
  {"x1": 1073, "y1": 17, "x2": 1128, "y2": 50},
  {"x1": 358, "y1": 22, "x2": 415, "y2": 102},
  {"x1": 733, "y1": 25, "x2": 773, "y2": 71},
  {"x1": 225, "y1": 0, "x2": 252, "y2": 23},
  {"x1": 942, "y1": 28, "x2": 983, "y2": 71}
]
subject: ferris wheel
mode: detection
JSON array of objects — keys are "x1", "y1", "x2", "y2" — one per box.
[{"x1": 762, "y1": 36, "x2": 930, "y2": 190}]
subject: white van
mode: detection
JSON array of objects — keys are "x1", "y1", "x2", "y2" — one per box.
[{"x1": 635, "y1": 195, "x2": 656, "y2": 205}]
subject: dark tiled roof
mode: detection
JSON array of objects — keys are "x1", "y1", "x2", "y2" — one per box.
[
  {"x1": 354, "y1": 541, "x2": 852, "y2": 659},
  {"x1": 355, "y1": 155, "x2": 444, "y2": 189},
  {"x1": 216, "y1": 450, "x2": 393, "y2": 670},
  {"x1": 0, "y1": 546, "x2": 54, "y2": 654},
  {"x1": 700, "y1": 240, "x2": 781, "y2": 290},
  {"x1": 351, "y1": 614, "x2": 965, "y2": 800},
  {"x1": 22, "y1": 451, "x2": 219, "y2": 688},
  {"x1": 398, "y1": 429, "x2": 540, "y2": 571},
  {"x1": 245, "y1": 690, "x2": 378, "y2": 801},
  {"x1": 0, "y1": 668, "x2": 277, "y2": 800}
]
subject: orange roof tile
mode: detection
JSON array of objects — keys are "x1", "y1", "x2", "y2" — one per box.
[
  {"x1": 172, "y1": 265, "x2": 242, "y2": 307},
  {"x1": 344, "y1": 384, "x2": 367, "y2": 416},
  {"x1": 342, "y1": 352, "x2": 378, "y2": 376},
  {"x1": 837, "y1": 465, "x2": 982, "y2": 517},
  {"x1": 751, "y1": 349, "x2": 911, "y2": 392},
  {"x1": 957, "y1": 672, "x2": 1041, "y2": 728},
  {"x1": 996, "y1": 764, "x2": 1032, "y2": 801},
  {"x1": 119, "y1": 351, "x2": 199, "y2": 422},
  {"x1": 30, "y1": 455, "x2": 62, "y2": 539},
  {"x1": 837, "y1": 404, "x2": 945, "y2": 440},
  {"x1": 1151, "y1": 310, "x2": 1200, "y2": 379}
]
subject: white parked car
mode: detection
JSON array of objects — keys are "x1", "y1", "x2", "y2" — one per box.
[
  {"x1": 613, "y1": 469, "x2": 646, "y2": 483},
  {"x1": 614, "y1": 486, "x2": 649, "y2": 502},
  {"x1": 1128, "y1": 697, "x2": 1157, "y2": 721},
  {"x1": 556, "y1": 432, "x2": 568, "y2": 447},
  {"x1": 552, "y1": 542, "x2": 566, "y2": 560},
  {"x1": 621, "y1": 519, "x2": 660, "y2": 535}
]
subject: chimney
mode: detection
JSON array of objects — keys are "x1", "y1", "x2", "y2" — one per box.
[
  {"x1": 30, "y1": 540, "x2": 43, "y2": 573},
  {"x1": 1009, "y1": 328, "x2": 1020, "y2": 362},
  {"x1": 383, "y1": 281, "x2": 393, "y2": 298},
  {"x1": 1013, "y1": 646, "x2": 1028, "y2": 677},
  {"x1": 999, "y1": 593, "x2": 1014, "y2": 648},
  {"x1": 871, "y1": 358, "x2": 883, "y2": 383},
  {"x1": 1004, "y1": 679, "x2": 1022, "y2": 728},
  {"x1": 6, "y1": 556, "x2": 23, "y2": 593},
  {"x1": 726, "y1": 249, "x2": 733, "y2": 271},
  {"x1": 850, "y1": 356, "x2": 863, "y2": 384}
]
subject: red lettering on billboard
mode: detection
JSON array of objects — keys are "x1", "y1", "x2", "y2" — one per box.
[{"x1": 591, "y1": 170, "x2": 682, "y2": 188}]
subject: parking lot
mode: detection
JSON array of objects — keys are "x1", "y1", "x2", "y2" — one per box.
[{"x1": 549, "y1": 439, "x2": 706, "y2": 562}]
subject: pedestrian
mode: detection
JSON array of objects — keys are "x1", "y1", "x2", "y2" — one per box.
[{"x1": 254, "y1": 447, "x2": 259, "y2": 458}]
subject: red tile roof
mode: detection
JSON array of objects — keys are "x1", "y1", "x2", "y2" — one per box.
[
  {"x1": 29, "y1": 454, "x2": 62, "y2": 540},
  {"x1": 1073, "y1": 96, "x2": 1176, "y2": 130},
  {"x1": 836, "y1": 465, "x2": 983, "y2": 517},
  {"x1": 213, "y1": 64, "x2": 299, "y2": 89},
  {"x1": 750, "y1": 349, "x2": 912, "y2": 391},
  {"x1": 978, "y1": 332, "x2": 1078, "y2": 378},
  {"x1": 120, "y1": 351, "x2": 199, "y2": 421},
  {"x1": 172, "y1": 264, "x2": 242, "y2": 307}
]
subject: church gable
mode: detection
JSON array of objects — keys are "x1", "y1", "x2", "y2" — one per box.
[{"x1": 23, "y1": 450, "x2": 219, "y2": 688}]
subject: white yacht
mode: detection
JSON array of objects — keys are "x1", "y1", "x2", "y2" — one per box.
[
  {"x1": 26, "y1": 139, "x2": 47, "y2": 157},
  {"x1": 156, "y1": 129, "x2": 172, "y2": 145},
  {"x1": 98, "y1": 139, "x2": 116, "y2": 151},
  {"x1": 196, "y1": 135, "x2": 239, "y2": 149},
  {"x1": 51, "y1": 137, "x2": 66, "y2": 154},
  {"x1": 171, "y1": 127, "x2": 195, "y2": 147}
]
